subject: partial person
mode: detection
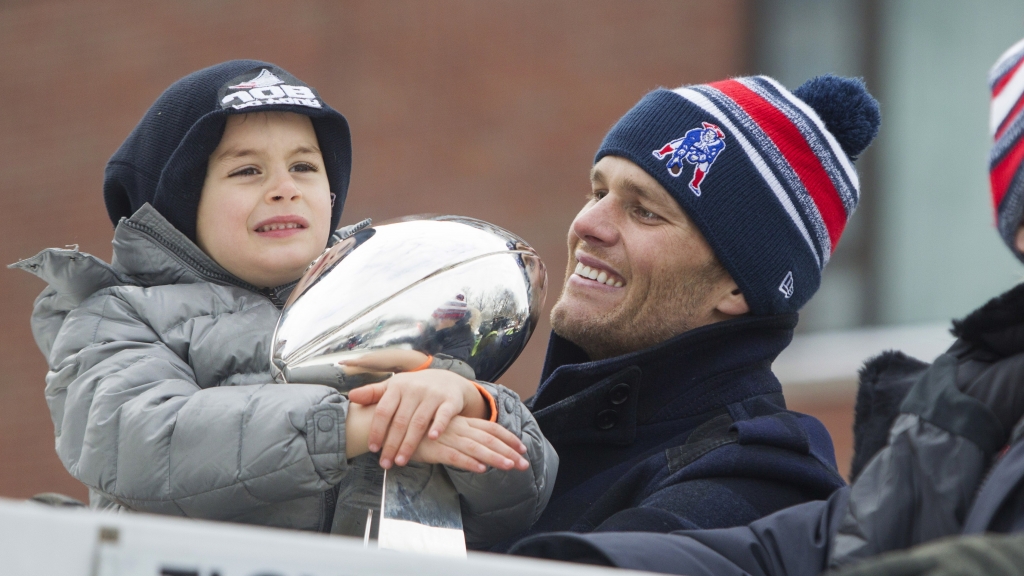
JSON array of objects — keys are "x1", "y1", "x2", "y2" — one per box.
[
  {"x1": 510, "y1": 38, "x2": 1024, "y2": 576},
  {"x1": 358, "y1": 73, "x2": 881, "y2": 543},
  {"x1": 11, "y1": 60, "x2": 556, "y2": 548}
]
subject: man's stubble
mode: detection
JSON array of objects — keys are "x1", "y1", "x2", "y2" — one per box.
[{"x1": 550, "y1": 256, "x2": 728, "y2": 361}]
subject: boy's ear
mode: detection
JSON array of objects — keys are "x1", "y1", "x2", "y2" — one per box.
[{"x1": 1015, "y1": 224, "x2": 1024, "y2": 255}]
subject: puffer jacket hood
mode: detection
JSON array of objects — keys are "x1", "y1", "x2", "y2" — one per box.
[{"x1": 104, "y1": 60, "x2": 352, "y2": 242}]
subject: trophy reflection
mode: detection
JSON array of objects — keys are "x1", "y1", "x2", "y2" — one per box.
[{"x1": 270, "y1": 216, "x2": 546, "y2": 557}]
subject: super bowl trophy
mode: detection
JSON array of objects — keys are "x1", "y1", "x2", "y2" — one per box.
[{"x1": 270, "y1": 216, "x2": 546, "y2": 557}]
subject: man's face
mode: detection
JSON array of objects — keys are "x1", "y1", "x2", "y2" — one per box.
[
  {"x1": 197, "y1": 111, "x2": 333, "y2": 288},
  {"x1": 549, "y1": 155, "x2": 735, "y2": 360}
]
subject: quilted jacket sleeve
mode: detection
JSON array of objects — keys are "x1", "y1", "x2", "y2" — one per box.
[
  {"x1": 445, "y1": 382, "x2": 558, "y2": 549},
  {"x1": 42, "y1": 286, "x2": 351, "y2": 521},
  {"x1": 829, "y1": 353, "x2": 1005, "y2": 568}
]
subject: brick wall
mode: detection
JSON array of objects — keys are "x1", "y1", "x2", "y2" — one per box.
[{"x1": 0, "y1": 0, "x2": 755, "y2": 499}]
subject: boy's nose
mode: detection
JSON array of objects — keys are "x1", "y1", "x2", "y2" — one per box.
[{"x1": 267, "y1": 173, "x2": 302, "y2": 202}]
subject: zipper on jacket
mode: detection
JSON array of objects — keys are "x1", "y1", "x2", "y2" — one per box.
[
  {"x1": 122, "y1": 218, "x2": 296, "y2": 309},
  {"x1": 259, "y1": 286, "x2": 285, "y2": 308},
  {"x1": 320, "y1": 484, "x2": 340, "y2": 533}
]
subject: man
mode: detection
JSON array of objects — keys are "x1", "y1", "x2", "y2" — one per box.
[
  {"x1": 504, "y1": 73, "x2": 878, "y2": 541},
  {"x1": 360, "y1": 72, "x2": 880, "y2": 546},
  {"x1": 509, "y1": 39, "x2": 1024, "y2": 576}
]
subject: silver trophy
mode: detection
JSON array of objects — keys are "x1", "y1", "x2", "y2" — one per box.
[{"x1": 270, "y1": 216, "x2": 546, "y2": 557}]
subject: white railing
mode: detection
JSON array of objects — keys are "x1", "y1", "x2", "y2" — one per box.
[{"x1": 0, "y1": 498, "x2": 653, "y2": 576}]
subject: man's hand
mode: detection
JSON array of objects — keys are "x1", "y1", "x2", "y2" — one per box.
[
  {"x1": 412, "y1": 416, "x2": 530, "y2": 473},
  {"x1": 348, "y1": 369, "x2": 494, "y2": 468}
]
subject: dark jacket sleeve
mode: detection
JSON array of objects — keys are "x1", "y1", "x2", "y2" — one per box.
[
  {"x1": 829, "y1": 353, "x2": 1005, "y2": 568},
  {"x1": 591, "y1": 476, "x2": 815, "y2": 533},
  {"x1": 510, "y1": 489, "x2": 847, "y2": 576}
]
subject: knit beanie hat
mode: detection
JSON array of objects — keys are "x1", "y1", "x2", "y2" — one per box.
[
  {"x1": 103, "y1": 60, "x2": 352, "y2": 242},
  {"x1": 990, "y1": 38, "x2": 1024, "y2": 261},
  {"x1": 596, "y1": 74, "x2": 880, "y2": 315}
]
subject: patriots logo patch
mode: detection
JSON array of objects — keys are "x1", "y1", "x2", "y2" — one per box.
[{"x1": 652, "y1": 122, "x2": 726, "y2": 196}]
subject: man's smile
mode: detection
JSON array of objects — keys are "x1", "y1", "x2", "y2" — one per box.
[{"x1": 572, "y1": 253, "x2": 625, "y2": 287}]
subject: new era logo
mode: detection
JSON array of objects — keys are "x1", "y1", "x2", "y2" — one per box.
[
  {"x1": 779, "y1": 271, "x2": 794, "y2": 299},
  {"x1": 219, "y1": 68, "x2": 322, "y2": 111}
]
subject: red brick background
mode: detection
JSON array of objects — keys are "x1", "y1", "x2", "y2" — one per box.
[{"x1": 1, "y1": 0, "x2": 789, "y2": 500}]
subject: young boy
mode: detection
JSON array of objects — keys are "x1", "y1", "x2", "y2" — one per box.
[{"x1": 12, "y1": 60, "x2": 556, "y2": 548}]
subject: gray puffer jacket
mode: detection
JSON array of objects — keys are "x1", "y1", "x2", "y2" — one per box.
[{"x1": 12, "y1": 204, "x2": 557, "y2": 548}]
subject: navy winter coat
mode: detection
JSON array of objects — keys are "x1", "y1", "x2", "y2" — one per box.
[
  {"x1": 509, "y1": 283, "x2": 1024, "y2": 574},
  {"x1": 498, "y1": 313, "x2": 845, "y2": 549}
]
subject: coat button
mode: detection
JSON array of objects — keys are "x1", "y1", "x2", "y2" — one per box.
[
  {"x1": 608, "y1": 383, "x2": 631, "y2": 405},
  {"x1": 317, "y1": 415, "x2": 335, "y2": 432},
  {"x1": 595, "y1": 409, "x2": 618, "y2": 430}
]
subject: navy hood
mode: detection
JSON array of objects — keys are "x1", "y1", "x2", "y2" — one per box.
[{"x1": 103, "y1": 60, "x2": 352, "y2": 241}]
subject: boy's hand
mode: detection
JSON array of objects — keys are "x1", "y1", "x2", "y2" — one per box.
[
  {"x1": 412, "y1": 416, "x2": 530, "y2": 473},
  {"x1": 348, "y1": 369, "x2": 491, "y2": 468},
  {"x1": 339, "y1": 349, "x2": 431, "y2": 374}
]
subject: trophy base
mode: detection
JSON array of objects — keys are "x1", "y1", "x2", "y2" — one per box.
[{"x1": 377, "y1": 518, "x2": 466, "y2": 558}]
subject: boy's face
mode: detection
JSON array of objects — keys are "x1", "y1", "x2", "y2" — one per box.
[{"x1": 197, "y1": 111, "x2": 332, "y2": 288}]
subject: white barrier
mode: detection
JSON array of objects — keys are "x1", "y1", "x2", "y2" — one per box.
[{"x1": 0, "y1": 498, "x2": 650, "y2": 576}]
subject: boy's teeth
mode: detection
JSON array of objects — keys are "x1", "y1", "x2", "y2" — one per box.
[
  {"x1": 596, "y1": 271, "x2": 608, "y2": 283},
  {"x1": 258, "y1": 222, "x2": 301, "y2": 232}
]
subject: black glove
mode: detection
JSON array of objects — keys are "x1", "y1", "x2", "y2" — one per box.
[{"x1": 827, "y1": 533, "x2": 1024, "y2": 576}]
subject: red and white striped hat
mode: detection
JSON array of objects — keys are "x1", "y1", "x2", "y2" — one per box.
[
  {"x1": 990, "y1": 37, "x2": 1024, "y2": 259},
  {"x1": 597, "y1": 75, "x2": 880, "y2": 314}
]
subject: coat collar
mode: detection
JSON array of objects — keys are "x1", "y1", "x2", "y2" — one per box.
[
  {"x1": 11, "y1": 203, "x2": 298, "y2": 309},
  {"x1": 531, "y1": 313, "x2": 798, "y2": 444},
  {"x1": 112, "y1": 203, "x2": 297, "y2": 305}
]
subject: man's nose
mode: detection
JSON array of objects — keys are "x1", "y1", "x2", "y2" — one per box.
[{"x1": 571, "y1": 196, "x2": 620, "y2": 247}]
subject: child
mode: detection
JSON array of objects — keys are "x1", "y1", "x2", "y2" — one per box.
[{"x1": 12, "y1": 60, "x2": 556, "y2": 548}]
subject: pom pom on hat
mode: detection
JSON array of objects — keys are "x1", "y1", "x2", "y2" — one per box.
[{"x1": 794, "y1": 74, "x2": 881, "y2": 160}]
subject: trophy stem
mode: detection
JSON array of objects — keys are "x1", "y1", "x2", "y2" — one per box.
[
  {"x1": 363, "y1": 508, "x2": 373, "y2": 548},
  {"x1": 377, "y1": 464, "x2": 467, "y2": 558}
]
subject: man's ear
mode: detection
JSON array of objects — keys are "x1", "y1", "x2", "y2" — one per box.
[
  {"x1": 1015, "y1": 224, "x2": 1024, "y2": 255},
  {"x1": 714, "y1": 282, "x2": 749, "y2": 317}
]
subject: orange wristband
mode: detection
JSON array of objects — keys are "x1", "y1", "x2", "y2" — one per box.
[
  {"x1": 473, "y1": 382, "x2": 498, "y2": 423},
  {"x1": 410, "y1": 354, "x2": 434, "y2": 372}
]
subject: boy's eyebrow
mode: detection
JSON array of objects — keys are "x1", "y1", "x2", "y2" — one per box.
[
  {"x1": 214, "y1": 144, "x2": 323, "y2": 162},
  {"x1": 293, "y1": 144, "x2": 322, "y2": 156}
]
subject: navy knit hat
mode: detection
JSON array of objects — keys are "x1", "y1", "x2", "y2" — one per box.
[
  {"x1": 103, "y1": 60, "x2": 352, "y2": 242},
  {"x1": 990, "y1": 38, "x2": 1024, "y2": 261},
  {"x1": 596, "y1": 74, "x2": 880, "y2": 315}
]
